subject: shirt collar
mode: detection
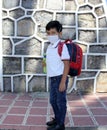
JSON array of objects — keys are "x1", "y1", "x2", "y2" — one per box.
[{"x1": 51, "y1": 39, "x2": 61, "y2": 48}]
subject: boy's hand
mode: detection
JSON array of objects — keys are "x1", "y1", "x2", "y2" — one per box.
[{"x1": 59, "y1": 81, "x2": 66, "y2": 92}]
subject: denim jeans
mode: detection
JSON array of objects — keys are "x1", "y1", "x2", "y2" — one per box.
[{"x1": 49, "y1": 75, "x2": 68, "y2": 125}]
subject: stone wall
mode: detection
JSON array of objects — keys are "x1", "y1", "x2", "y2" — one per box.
[{"x1": 1, "y1": 0, "x2": 107, "y2": 93}]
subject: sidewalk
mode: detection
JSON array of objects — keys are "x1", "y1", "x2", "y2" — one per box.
[{"x1": 0, "y1": 92, "x2": 107, "y2": 130}]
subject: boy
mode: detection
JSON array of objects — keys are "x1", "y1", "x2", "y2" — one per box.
[{"x1": 46, "y1": 21, "x2": 70, "y2": 130}]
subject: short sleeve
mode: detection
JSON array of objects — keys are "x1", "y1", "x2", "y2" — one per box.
[{"x1": 61, "y1": 44, "x2": 70, "y2": 60}]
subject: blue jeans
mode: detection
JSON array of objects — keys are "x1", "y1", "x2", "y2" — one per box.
[{"x1": 49, "y1": 75, "x2": 68, "y2": 125}]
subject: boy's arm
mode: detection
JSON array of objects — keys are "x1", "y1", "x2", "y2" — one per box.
[{"x1": 59, "y1": 60, "x2": 70, "y2": 92}]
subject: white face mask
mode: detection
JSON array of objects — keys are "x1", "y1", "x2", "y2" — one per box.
[{"x1": 47, "y1": 35, "x2": 59, "y2": 44}]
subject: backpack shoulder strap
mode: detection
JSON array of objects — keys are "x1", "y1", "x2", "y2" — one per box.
[
  {"x1": 58, "y1": 39, "x2": 72, "y2": 56},
  {"x1": 58, "y1": 41, "x2": 64, "y2": 56}
]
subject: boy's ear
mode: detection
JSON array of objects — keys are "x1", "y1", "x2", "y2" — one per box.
[{"x1": 59, "y1": 32, "x2": 62, "y2": 37}]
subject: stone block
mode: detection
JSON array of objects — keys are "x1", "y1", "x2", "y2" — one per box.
[
  {"x1": 44, "y1": 42, "x2": 50, "y2": 53},
  {"x1": 24, "y1": 58, "x2": 43, "y2": 74},
  {"x1": 76, "y1": 79, "x2": 94, "y2": 93},
  {"x1": 82, "y1": 55, "x2": 85, "y2": 69},
  {"x1": 78, "y1": 30, "x2": 96, "y2": 43},
  {"x1": 77, "y1": 0, "x2": 85, "y2": 4},
  {"x1": 77, "y1": 43, "x2": 87, "y2": 53},
  {"x1": 62, "y1": 28, "x2": 76, "y2": 40},
  {"x1": 38, "y1": 0, "x2": 44, "y2": 8},
  {"x1": 99, "y1": 30, "x2": 107, "y2": 42},
  {"x1": 3, "y1": 0, "x2": 20, "y2": 9},
  {"x1": 95, "y1": 6, "x2": 104, "y2": 16},
  {"x1": 89, "y1": 0, "x2": 102, "y2": 5},
  {"x1": 13, "y1": 75, "x2": 26, "y2": 92},
  {"x1": 2, "y1": 19, "x2": 14, "y2": 36},
  {"x1": 9, "y1": 8, "x2": 25, "y2": 19},
  {"x1": 78, "y1": 71, "x2": 97, "y2": 78},
  {"x1": 3, "y1": 57, "x2": 21, "y2": 74},
  {"x1": 46, "y1": 0, "x2": 63, "y2": 10},
  {"x1": 37, "y1": 25, "x2": 47, "y2": 40},
  {"x1": 15, "y1": 38, "x2": 42, "y2": 55},
  {"x1": 79, "y1": 5, "x2": 93, "y2": 11},
  {"x1": 78, "y1": 14, "x2": 96, "y2": 28},
  {"x1": 34, "y1": 11, "x2": 53, "y2": 26},
  {"x1": 3, "y1": 77, "x2": 11, "y2": 92},
  {"x1": 65, "y1": 0, "x2": 76, "y2": 11},
  {"x1": 89, "y1": 45, "x2": 107, "y2": 53},
  {"x1": 56, "y1": 13, "x2": 75, "y2": 26},
  {"x1": 28, "y1": 76, "x2": 46, "y2": 92},
  {"x1": 22, "y1": 0, "x2": 37, "y2": 9},
  {"x1": 99, "y1": 17, "x2": 107, "y2": 28},
  {"x1": 2, "y1": 38, "x2": 12, "y2": 55},
  {"x1": 2, "y1": 11, "x2": 7, "y2": 17},
  {"x1": 87, "y1": 55, "x2": 106, "y2": 69},
  {"x1": 96, "y1": 72, "x2": 107, "y2": 92},
  {"x1": 17, "y1": 18, "x2": 35, "y2": 36}
]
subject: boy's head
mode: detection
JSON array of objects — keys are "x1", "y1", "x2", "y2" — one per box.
[
  {"x1": 46, "y1": 21, "x2": 62, "y2": 43},
  {"x1": 46, "y1": 20, "x2": 62, "y2": 34}
]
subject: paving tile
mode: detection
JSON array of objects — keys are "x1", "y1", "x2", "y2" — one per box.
[
  {"x1": 1, "y1": 94, "x2": 17, "y2": 100},
  {"x1": 85, "y1": 101, "x2": 103, "y2": 107},
  {"x1": 29, "y1": 107, "x2": 47, "y2": 115},
  {"x1": 32, "y1": 101, "x2": 48, "y2": 107},
  {"x1": 17, "y1": 95, "x2": 32, "y2": 101},
  {"x1": 26, "y1": 115, "x2": 46, "y2": 125},
  {"x1": 90, "y1": 108, "x2": 107, "y2": 115},
  {"x1": 0, "y1": 107, "x2": 8, "y2": 113},
  {"x1": 73, "y1": 116, "x2": 94, "y2": 126},
  {"x1": 70, "y1": 108, "x2": 89, "y2": 116},
  {"x1": 82, "y1": 95, "x2": 98, "y2": 100},
  {"x1": 68, "y1": 101, "x2": 85, "y2": 107},
  {"x1": 65, "y1": 116, "x2": 70, "y2": 127},
  {"x1": 30, "y1": 126, "x2": 47, "y2": 130},
  {"x1": 103, "y1": 102, "x2": 107, "y2": 107},
  {"x1": 67, "y1": 94, "x2": 81, "y2": 101},
  {"x1": 14, "y1": 101, "x2": 30, "y2": 107},
  {"x1": 8, "y1": 107, "x2": 27, "y2": 115},
  {"x1": 0, "y1": 99, "x2": 13, "y2": 106},
  {"x1": 0, "y1": 125, "x2": 15, "y2": 129},
  {"x1": 13, "y1": 125, "x2": 31, "y2": 130},
  {"x1": 94, "y1": 116, "x2": 107, "y2": 125},
  {"x1": 3, "y1": 115, "x2": 24, "y2": 124},
  {"x1": 0, "y1": 125, "x2": 31, "y2": 130}
]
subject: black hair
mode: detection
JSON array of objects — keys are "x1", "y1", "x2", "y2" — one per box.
[{"x1": 46, "y1": 20, "x2": 62, "y2": 32}]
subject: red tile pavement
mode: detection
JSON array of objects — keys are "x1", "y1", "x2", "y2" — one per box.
[
  {"x1": 73, "y1": 116, "x2": 94, "y2": 126},
  {"x1": 0, "y1": 107, "x2": 8, "y2": 113},
  {"x1": 85, "y1": 101, "x2": 103, "y2": 107},
  {"x1": 90, "y1": 108, "x2": 107, "y2": 115},
  {"x1": 94, "y1": 116, "x2": 107, "y2": 125},
  {"x1": 0, "y1": 92, "x2": 107, "y2": 129},
  {"x1": 14, "y1": 100, "x2": 30, "y2": 107},
  {"x1": 0, "y1": 99, "x2": 13, "y2": 106},
  {"x1": 68, "y1": 101, "x2": 85, "y2": 107},
  {"x1": 70, "y1": 108, "x2": 89, "y2": 116},
  {"x1": 29, "y1": 107, "x2": 47, "y2": 115},
  {"x1": 32, "y1": 101, "x2": 48, "y2": 107},
  {"x1": 8, "y1": 107, "x2": 27, "y2": 115},
  {"x1": 26, "y1": 115, "x2": 46, "y2": 125},
  {"x1": 3, "y1": 115, "x2": 24, "y2": 124}
]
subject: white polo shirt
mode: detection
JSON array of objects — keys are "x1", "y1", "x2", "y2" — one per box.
[{"x1": 46, "y1": 40, "x2": 70, "y2": 77}]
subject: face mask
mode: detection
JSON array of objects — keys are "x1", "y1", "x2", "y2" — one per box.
[{"x1": 47, "y1": 35, "x2": 59, "y2": 44}]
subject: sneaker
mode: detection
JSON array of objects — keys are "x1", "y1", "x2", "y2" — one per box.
[
  {"x1": 47, "y1": 124, "x2": 65, "y2": 130},
  {"x1": 46, "y1": 118, "x2": 57, "y2": 126}
]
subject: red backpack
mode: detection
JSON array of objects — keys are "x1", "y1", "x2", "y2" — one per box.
[{"x1": 58, "y1": 39, "x2": 83, "y2": 77}]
